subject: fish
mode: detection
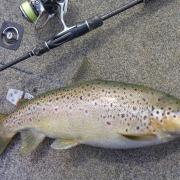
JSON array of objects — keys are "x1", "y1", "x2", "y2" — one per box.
[{"x1": 0, "y1": 80, "x2": 180, "y2": 155}]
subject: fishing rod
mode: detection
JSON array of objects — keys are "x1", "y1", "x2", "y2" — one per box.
[{"x1": 0, "y1": 0, "x2": 149, "y2": 72}]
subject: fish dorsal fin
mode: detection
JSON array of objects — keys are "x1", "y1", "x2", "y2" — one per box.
[
  {"x1": 72, "y1": 59, "x2": 90, "y2": 84},
  {"x1": 120, "y1": 133, "x2": 157, "y2": 141},
  {"x1": 20, "y1": 129, "x2": 45, "y2": 155},
  {"x1": 51, "y1": 139, "x2": 79, "y2": 150}
]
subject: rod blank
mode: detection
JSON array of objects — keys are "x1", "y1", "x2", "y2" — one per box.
[{"x1": 101, "y1": 0, "x2": 143, "y2": 21}]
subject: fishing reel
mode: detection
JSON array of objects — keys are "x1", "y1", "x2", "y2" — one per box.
[{"x1": 20, "y1": 0, "x2": 69, "y2": 29}]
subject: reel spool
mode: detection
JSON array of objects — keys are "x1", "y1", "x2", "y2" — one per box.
[{"x1": 20, "y1": 0, "x2": 69, "y2": 29}]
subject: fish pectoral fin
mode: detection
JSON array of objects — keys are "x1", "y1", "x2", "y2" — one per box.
[
  {"x1": 120, "y1": 133, "x2": 157, "y2": 141},
  {"x1": 20, "y1": 129, "x2": 45, "y2": 156},
  {"x1": 149, "y1": 118, "x2": 174, "y2": 142},
  {"x1": 51, "y1": 139, "x2": 79, "y2": 150},
  {"x1": 156, "y1": 132, "x2": 174, "y2": 142}
]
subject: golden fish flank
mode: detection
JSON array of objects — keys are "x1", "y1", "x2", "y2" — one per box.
[{"x1": 0, "y1": 80, "x2": 180, "y2": 155}]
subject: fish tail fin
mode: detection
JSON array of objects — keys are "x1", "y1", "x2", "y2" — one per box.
[{"x1": 0, "y1": 114, "x2": 13, "y2": 155}]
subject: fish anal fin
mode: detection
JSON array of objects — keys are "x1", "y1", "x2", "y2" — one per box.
[
  {"x1": 0, "y1": 114, "x2": 12, "y2": 154},
  {"x1": 51, "y1": 139, "x2": 79, "y2": 150},
  {"x1": 20, "y1": 129, "x2": 45, "y2": 156},
  {"x1": 0, "y1": 137, "x2": 11, "y2": 155}
]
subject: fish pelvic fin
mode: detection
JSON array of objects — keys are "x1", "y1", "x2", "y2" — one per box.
[
  {"x1": 20, "y1": 129, "x2": 45, "y2": 156},
  {"x1": 0, "y1": 113, "x2": 14, "y2": 155},
  {"x1": 51, "y1": 138, "x2": 79, "y2": 150}
]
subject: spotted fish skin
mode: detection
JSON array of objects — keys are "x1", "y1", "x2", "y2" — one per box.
[{"x1": 1, "y1": 80, "x2": 180, "y2": 154}]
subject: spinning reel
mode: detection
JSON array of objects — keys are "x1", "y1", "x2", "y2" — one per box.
[{"x1": 20, "y1": 0, "x2": 69, "y2": 29}]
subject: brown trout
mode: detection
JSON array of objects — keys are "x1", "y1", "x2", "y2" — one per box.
[{"x1": 1, "y1": 80, "x2": 180, "y2": 155}]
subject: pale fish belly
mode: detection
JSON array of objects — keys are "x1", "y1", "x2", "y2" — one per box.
[{"x1": 83, "y1": 135, "x2": 165, "y2": 149}]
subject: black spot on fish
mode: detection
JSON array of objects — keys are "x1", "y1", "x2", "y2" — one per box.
[
  {"x1": 80, "y1": 96, "x2": 83, "y2": 100},
  {"x1": 136, "y1": 126, "x2": 140, "y2": 130},
  {"x1": 106, "y1": 121, "x2": 111, "y2": 125},
  {"x1": 133, "y1": 107, "x2": 137, "y2": 111}
]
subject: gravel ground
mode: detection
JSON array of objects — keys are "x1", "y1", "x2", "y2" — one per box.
[{"x1": 0, "y1": 0, "x2": 179, "y2": 179}]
